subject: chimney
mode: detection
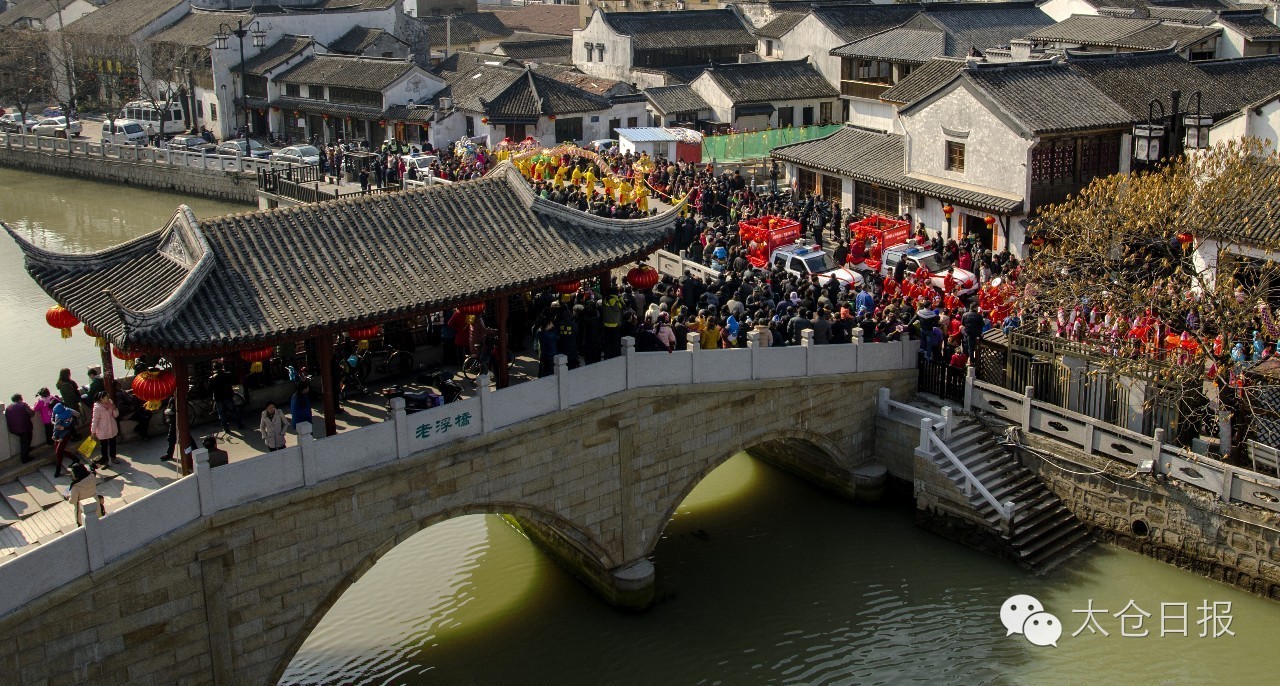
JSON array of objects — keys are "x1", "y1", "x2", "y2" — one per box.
[{"x1": 1009, "y1": 39, "x2": 1032, "y2": 62}]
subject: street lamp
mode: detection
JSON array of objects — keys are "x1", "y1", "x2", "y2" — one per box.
[
  {"x1": 214, "y1": 20, "x2": 266, "y2": 135},
  {"x1": 1182, "y1": 92, "x2": 1211, "y2": 151},
  {"x1": 1131, "y1": 90, "x2": 1207, "y2": 164}
]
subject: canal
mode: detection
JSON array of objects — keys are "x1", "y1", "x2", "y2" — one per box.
[{"x1": 1, "y1": 167, "x2": 1276, "y2": 684}]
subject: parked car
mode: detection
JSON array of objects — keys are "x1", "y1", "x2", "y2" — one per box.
[
  {"x1": 31, "y1": 116, "x2": 82, "y2": 137},
  {"x1": 765, "y1": 242, "x2": 864, "y2": 290},
  {"x1": 0, "y1": 113, "x2": 40, "y2": 133},
  {"x1": 400, "y1": 153, "x2": 439, "y2": 175},
  {"x1": 271, "y1": 144, "x2": 321, "y2": 166},
  {"x1": 102, "y1": 119, "x2": 147, "y2": 145},
  {"x1": 217, "y1": 138, "x2": 271, "y2": 159},
  {"x1": 167, "y1": 134, "x2": 218, "y2": 154},
  {"x1": 586, "y1": 139, "x2": 618, "y2": 153}
]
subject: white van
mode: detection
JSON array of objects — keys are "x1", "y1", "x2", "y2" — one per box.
[
  {"x1": 102, "y1": 119, "x2": 147, "y2": 145},
  {"x1": 120, "y1": 100, "x2": 186, "y2": 136}
]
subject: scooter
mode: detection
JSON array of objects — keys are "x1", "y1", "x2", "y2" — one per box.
[{"x1": 381, "y1": 369, "x2": 462, "y2": 412}]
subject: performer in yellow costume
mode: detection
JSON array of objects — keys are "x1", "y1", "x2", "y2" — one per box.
[
  {"x1": 583, "y1": 168, "x2": 597, "y2": 195},
  {"x1": 571, "y1": 166, "x2": 582, "y2": 186},
  {"x1": 636, "y1": 183, "x2": 650, "y2": 212}
]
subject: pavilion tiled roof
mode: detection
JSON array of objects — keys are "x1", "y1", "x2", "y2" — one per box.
[
  {"x1": 242, "y1": 35, "x2": 315, "y2": 76},
  {"x1": 599, "y1": 9, "x2": 754, "y2": 51},
  {"x1": 644, "y1": 84, "x2": 710, "y2": 115},
  {"x1": 275, "y1": 54, "x2": 416, "y2": 90},
  {"x1": 770, "y1": 126, "x2": 1023, "y2": 213},
  {"x1": 697, "y1": 59, "x2": 838, "y2": 104},
  {"x1": 6, "y1": 164, "x2": 683, "y2": 352}
]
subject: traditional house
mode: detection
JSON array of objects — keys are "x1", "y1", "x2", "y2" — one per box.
[
  {"x1": 643, "y1": 84, "x2": 713, "y2": 128},
  {"x1": 686, "y1": 58, "x2": 839, "y2": 131},
  {"x1": 829, "y1": 2, "x2": 1054, "y2": 132},
  {"x1": 1, "y1": 0, "x2": 95, "y2": 30},
  {"x1": 530, "y1": 63, "x2": 650, "y2": 137},
  {"x1": 328, "y1": 26, "x2": 412, "y2": 59},
  {"x1": 753, "y1": 9, "x2": 807, "y2": 60},
  {"x1": 493, "y1": 32, "x2": 573, "y2": 64},
  {"x1": 268, "y1": 53, "x2": 446, "y2": 146},
  {"x1": 573, "y1": 9, "x2": 756, "y2": 83},
  {"x1": 1026, "y1": 14, "x2": 1222, "y2": 60},
  {"x1": 419, "y1": 11, "x2": 512, "y2": 57},
  {"x1": 488, "y1": 3, "x2": 581, "y2": 37},
  {"x1": 1214, "y1": 9, "x2": 1280, "y2": 57}
]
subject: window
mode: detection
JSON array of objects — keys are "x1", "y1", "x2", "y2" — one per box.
[
  {"x1": 329, "y1": 87, "x2": 381, "y2": 107},
  {"x1": 197, "y1": 100, "x2": 204, "y2": 118},
  {"x1": 465, "y1": 115, "x2": 474, "y2": 137},
  {"x1": 583, "y1": 42, "x2": 593, "y2": 62},
  {"x1": 210, "y1": 103, "x2": 217, "y2": 121},
  {"x1": 244, "y1": 75, "x2": 267, "y2": 98},
  {"x1": 765, "y1": 40, "x2": 773, "y2": 57},
  {"x1": 798, "y1": 167, "x2": 818, "y2": 193},
  {"x1": 626, "y1": 116, "x2": 638, "y2": 127},
  {"x1": 554, "y1": 116, "x2": 584, "y2": 143},
  {"x1": 308, "y1": 84, "x2": 325, "y2": 100},
  {"x1": 286, "y1": 83, "x2": 301, "y2": 98},
  {"x1": 945, "y1": 141, "x2": 965, "y2": 172},
  {"x1": 821, "y1": 173, "x2": 841, "y2": 200},
  {"x1": 855, "y1": 59, "x2": 893, "y2": 84},
  {"x1": 595, "y1": 43, "x2": 605, "y2": 59},
  {"x1": 778, "y1": 106, "x2": 794, "y2": 128},
  {"x1": 802, "y1": 106, "x2": 813, "y2": 126},
  {"x1": 819, "y1": 101, "x2": 832, "y2": 124}
]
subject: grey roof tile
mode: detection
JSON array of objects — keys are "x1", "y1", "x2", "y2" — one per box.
[
  {"x1": 329, "y1": 26, "x2": 405, "y2": 55},
  {"x1": 755, "y1": 11, "x2": 808, "y2": 40},
  {"x1": 1216, "y1": 9, "x2": 1280, "y2": 40},
  {"x1": 65, "y1": 0, "x2": 184, "y2": 37},
  {"x1": 496, "y1": 33, "x2": 572, "y2": 60},
  {"x1": 832, "y1": 2, "x2": 1053, "y2": 60},
  {"x1": 600, "y1": 9, "x2": 754, "y2": 51},
  {"x1": 960, "y1": 61, "x2": 1136, "y2": 134},
  {"x1": 832, "y1": 27, "x2": 945, "y2": 63},
  {"x1": 1068, "y1": 50, "x2": 1245, "y2": 117},
  {"x1": 1029, "y1": 15, "x2": 1221, "y2": 50},
  {"x1": 700, "y1": 59, "x2": 838, "y2": 104},
  {"x1": 148, "y1": 9, "x2": 252, "y2": 48},
  {"x1": 276, "y1": 54, "x2": 416, "y2": 91},
  {"x1": 879, "y1": 58, "x2": 965, "y2": 104},
  {"x1": 811, "y1": 4, "x2": 920, "y2": 43},
  {"x1": 420, "y1": 12, "x2": 512, "y2": 46},
  {"x1": 489, "y1": 4, "x2": 580, "y2": 36},
  {"x1": 644, "y1": 84, "x2": 711, "y2": 115},
  {"x1": 7, "y1": 165, "x2": 679, "y2": 351},
  {"x1": 243, "y1": 35, "x2": 314, "y2": 77}
]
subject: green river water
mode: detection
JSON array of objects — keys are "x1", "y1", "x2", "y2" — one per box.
[{"x1": 1, "y1": 167, "x2": 1276, "y2": 685}]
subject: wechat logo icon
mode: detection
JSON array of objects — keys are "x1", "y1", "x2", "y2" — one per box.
[{"x1": 1001, "y1": 594, "x2": 1062, "y2": 647}]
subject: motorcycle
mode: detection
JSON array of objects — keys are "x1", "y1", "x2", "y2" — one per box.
[{"x1": 380, "y1": 368, "x2": 462, "y2": 412}]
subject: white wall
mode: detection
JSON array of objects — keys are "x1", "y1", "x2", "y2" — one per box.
[
  {"x1": 1039, "y1": 0, "x2": 1102, "y2": 22},
  {"x1": 573, "y1": 11, "x2": 633, "y2": 81},
  {"x1": 849, "y1": 98, "x2": 898, "y2": 134},
  {"x1": 779, "y1": 14, "x2": 842, "y2": 92},
  {"x1": 1210, "y1": 99, "x2": 1280, "y2": 149}
]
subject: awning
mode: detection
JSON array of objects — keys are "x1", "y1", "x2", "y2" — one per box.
[
  {"x1": 734, "y1": 103, "x2": 775, "y2": 117},
  {"x1": 269, "y1": 96, "x2": 384, "y2": 120},
  {"x1": 385, "y1": 104, "x2": 435, "y2": 123}
]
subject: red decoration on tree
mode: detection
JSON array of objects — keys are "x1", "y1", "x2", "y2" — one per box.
[
  {"x1": 46, "y1": 305, "x2": 78, "y2": 339},
  {"x1": 553, "y1": 281, "x2": 580, "y2": 294},
  {"x1": 131, "y1": 369, "x2": 177, "y2": 411},
  {"x1": 1177, "y1": 232, "x2": 1195, "y2": 246},
  {"x1": 457, "y1": 302, "x2": 486, "y2": 316},
  {"x1": 1031, "y1": 236, "x2": 1046, "y2": 248},
  {"x1": 626, "y1": 265, "x2": 659, "y2": 291}
]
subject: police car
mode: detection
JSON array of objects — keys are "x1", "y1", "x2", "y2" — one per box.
[
  {"x1": 879, "y1": 241, "x2": 976, "y2": 292},
  {"x1": 766, "y1": 242, "x2": 863, "y2": 289}
]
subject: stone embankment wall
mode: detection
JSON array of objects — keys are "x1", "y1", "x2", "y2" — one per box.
[
  {"x1": 0, "y1": 145, "x2": 258, "y2": 204},
  {"x1": 1020, "y1": 434, "x2": 1280, "y2": 600}
]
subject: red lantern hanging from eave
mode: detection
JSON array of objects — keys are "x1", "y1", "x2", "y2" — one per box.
[
  {"x1": 83, "y1": 324, "x2": 106, "y2": 348},
  {"x1": 457, "y1": 302, "x2": 486, "y2": 316},
  {"x1": 113, "y1": 346, "x2": 141, "y2": 370},
  {"x1": 46, "y1": 305, "x2": 78, "y2": 339},
  {"x1": 553, "y1": 280, "x2": 580, "y2": 295},
  {"x1": 627, "y1": 265, "x2": 659, "y2": 291},
  {"x1": 131, "y1": 369, "x2": 177, "y2": 411},
  {"x1": 240, "y1": 345, "x2": 275, "y2": 373},
  {"x1": 347, "y1": 325, "x2": 382, "y2": 351},
  {"x1": 942, "y1": 204, "x2": 954, "y2": 219},
  {"x1": 984, "y1": 215, "x2": 997, "y2": 228},
  {"x1": 1177, "y1": 232, "x2": 1195, "y2": 247}
]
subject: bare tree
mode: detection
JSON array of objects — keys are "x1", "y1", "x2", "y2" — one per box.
[
  {"x1": 0, "y1": 28, "x2": 54, "y2": 132},
  {"x1": 136, "y1": 42, "x2": 202, "y2": 141},
  {"x1": 1016, "y1": 137, "x2": 1280, "y2": 463}
]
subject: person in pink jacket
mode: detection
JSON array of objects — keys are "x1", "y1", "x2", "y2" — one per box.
[{"x1": 90, "y1": 391, "x2": 120, "y2": 467}]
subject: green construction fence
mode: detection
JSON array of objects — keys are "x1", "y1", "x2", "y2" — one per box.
[{"x1": 701, "y1": 124, "x2": 843, "y2": 164}]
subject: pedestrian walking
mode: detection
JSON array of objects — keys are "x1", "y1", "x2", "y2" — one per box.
[
  {"x1": 33, "y1": 388, "x2": 55, "y2": 446},
  {"x1": 5, "y1": 394, "x2": 35, "y2": 463},
  {"x1": 50, "y1": 400, "x2": 78, "y2": 477},
  {"x1": 290, "y1": 372, "x2": 312, "y2": 432},
  {"x1": 69, "y1": 460, "x2": 104, "y2": 526},
  {"x1": 90, "y1": 391, "x2": 120, "y2": 467},
  {"x1": 259, "y1": 402, "x2": 288, "y2": 451},
  {"x1": 210, "y1": 363, "x2": 242, "y2": 432}
]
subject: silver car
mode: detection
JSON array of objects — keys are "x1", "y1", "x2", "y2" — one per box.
[
  {"x1": 31, "y1": 116, "x2": 83, "y2": 137},
  {"x1": 271, "y1": 144, "x2": 321, "y2": 166}
]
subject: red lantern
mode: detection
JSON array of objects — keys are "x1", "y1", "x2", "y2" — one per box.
[
  {"x1": 378, "y1": 119, "x2": 387, "y2": 126},
  {"x1": 113, "y1": 346, "x2": 141, "y2": 370},
  {"x1": 1177, "y1": 232, "x2": 1195, "y2": 246},
  {"x1": 457, "y1": 302, "x2": 486, "y2": 316},
  {"x1": 984, "y1": 215, "x2": 997, "y2": 228},
  {"x1": 272, "y1": 106, "x2": 281, "y2": 112},
  {"x1": 480, "y1": 117, "x2": 489, "y2": 124},
  {"x1": 293, "y1": 110, "x2": 301, "y2": 117},
  {"x1": 1031, "y1": 236, "x2": 1046, "y2": 248},
  {"x1": 131, "y1": 369, "x2": 177, "y2": 411},
  {"x1": 347, "y1": 325, "x2": 381, "y2": 351},
  {"x1": 83, "y1": 324, "x2": 106, "y2": 349},
  {"x1": 626, "y1": 265, "x2": 659, "y2": 291},
  {"x1": 553, "y1": 280, "x2": 580, "y2": 295},
  {"x1": 942, "y1": 204, "x2": 954, "y2": 219},
  {"x1": 548, "y1": 115, "x2": 556, "y2": 121},
  {"x1": 239, "y1": 346, "x2": 274, "y2": 363},
  {"x1": 46, "y1": 305, "x2": 78, "y2": 339}
]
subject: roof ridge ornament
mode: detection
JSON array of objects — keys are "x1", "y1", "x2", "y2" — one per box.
[{"x1": 112, "y1": 206, "x2": 216, "y2": 336}]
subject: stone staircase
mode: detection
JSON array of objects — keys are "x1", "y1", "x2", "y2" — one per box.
[{"x1": 928, "y1": 415, "x2": 1092, "y2": 571}]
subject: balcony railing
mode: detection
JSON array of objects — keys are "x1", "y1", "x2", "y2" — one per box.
[{"x1": 840, "y1": 81, "x2": 890, "y2": 100}]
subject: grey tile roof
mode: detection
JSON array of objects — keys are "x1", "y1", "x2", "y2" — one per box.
[
  {"x1": 811, "y1": 4, "x2": 921, "y2": 43},
  {"x1": 699, "y1": 59, "x2": 838, "y2": 104},
  {"x1": 1145, "y1": 7, "x2": 1217, "y2": 23},
  {"x1": 531, "y1": 64, "x2": 638, "y2": 99},
  {"x1": 421, "y1": 12, "x2": 512, "y2": 46},
  {"x1": 644, "y1": 84, "x2": 711, "y2": 115},
  {"x1": 1216, "y1": 10, "x2": 1280, "y2": 40},
  {"x1": 1216, "y1": 164, "x2": 1280, "y2": 246},
  {"x1": 2, "y1": 0, "x2": 73, "y2": 26},
  {"x1": 770, "y1": 125, "x2": 1023, "y2": 213},
  {"x1": 437, "y1": 63, "x2": 609, "y2": 119},
  {"x1": 637, "y1": 64, "x2": 714, "y2": 85},
  {"x1": 436, "y1": 63, "x2": 526, "y2": 112},
  {"x1": 268, "y1": 95, "x2": 384, "y2": 119},
  {"x1": 1029, "y1": 15, "x2": 1221, "y2": 51},
  {"x1": 495, "y1": 33, "x2": 572, "y2": 61},
  {"x1": 276, "y1": 54, "x2": 416, "y2": 91},
  {"x1": 599, "y1": 9, "x2": 754, "y2": 51},
  {"x1": 832, "y1": 27, "x2": 945, "y2": 63},
  {"x1": 489, "y1": 4, "x2": 580, "y2": 36},
  {"x1": 879, "y1": 58, "x2": 965, "y2": 104},
  {"x1": 242, "y1": 35, "x2": 314, "y2": 77},
  {"x1": 384, "y1": 104, "x2": 435, "y2": 123},
  {"x1": 65, "y1": 0, "x2": 183, "y2": 37},
  {"x1": 755, "y1": 10, "x2": 808, "y2": 40},
  {"x1": 959, "y1": 61, "x2": 1136, "y2": 134},
  {"x1": 6, "y1": 164, "x2": 680, "y2": 352},
  {"x1": 430, "y1": 51, "x2": 521, "y2": 79},
  {"x1": 329, "y1": 26, "x2": 405, "y2": 55},
  {"x1": 1194, "y1": 54, "x2": 1280, "y2": 105},
  {"x1": 920, "y1": 3, "x2": 1055, "y2": 55},
  {"x1": 148, "y1": 9, "x2": 252, "y2": 48},
  {"x1": 1067, "y1": 50, "x2": 1244, "y2": 118}
]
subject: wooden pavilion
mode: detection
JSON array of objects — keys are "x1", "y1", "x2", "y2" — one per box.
[{"x1": 6, "y1": 162, "x2": 684, "y2": 473}]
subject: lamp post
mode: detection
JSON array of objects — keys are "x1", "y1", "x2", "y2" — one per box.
[
  {"x1": 942, "y1": 203, "x2": 954, "y2": 238},
  {"x1": 214, "y1": 20, "x2": 266, "y2": 136},
  {"x1": 1132, "y1": 90, "x2": 1208, "y2": 167}
]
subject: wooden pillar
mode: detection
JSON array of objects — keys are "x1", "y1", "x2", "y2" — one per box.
[
  {"x1": 496, "y1": 296, "x2": 510, "y2": 389},
  {"x1": 100, "y1": 343, "x2": 115, "y2": 396},
  {"x1": 316, "y1": 333, "x2": 337, "y2": 438},
  {"x1": 174, "y1": 357, "x2": 192, "y2": 475}
]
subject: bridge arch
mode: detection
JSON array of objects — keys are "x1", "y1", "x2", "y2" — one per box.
[
  {"x1": 269, "y1": 501, "x2": 613, "y2": 684},
  {"x1": 640, "y1": 426, "x2": 864, "y2": 560}
]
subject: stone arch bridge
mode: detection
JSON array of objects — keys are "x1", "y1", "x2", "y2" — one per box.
[{"x1": 0, "y1": 336, "x2": 916, "y2": 684}]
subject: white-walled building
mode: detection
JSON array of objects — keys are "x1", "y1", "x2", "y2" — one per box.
[
  {"x1": 1, "y1": 0, "x2": 96, "y2": 30},
  {"x1": 686, "y1": 58, "x2": 839, "y2": 131},
  {"x1": 572, "y1": 9, "x2": 755, "y2": 82}
]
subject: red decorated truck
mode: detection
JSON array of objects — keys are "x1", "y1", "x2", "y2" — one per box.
[
  {"x1": 741, "y1": 216, "x2": 801, "y2": 269},
  {"x1": 846, "y1": 215, "x2": 975, "y2": 291}
]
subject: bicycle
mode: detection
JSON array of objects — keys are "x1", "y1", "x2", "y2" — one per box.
[
  {"x1": 345, "y1": 345, "x2": 415, "y2": 393},
  {"x1": 186, "y1": 384, "x2": 247, "y2": 427},
  {"x1": 460, "y1": 338, "x2": 495, "y2": 382}
]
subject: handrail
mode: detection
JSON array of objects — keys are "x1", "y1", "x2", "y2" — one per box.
[
  {"x1": 928, "y1": 427, "x2": 1012, "y2": 521},
  {"x1": 1, "y1": 131, "x2": 263, "y2": 174}
]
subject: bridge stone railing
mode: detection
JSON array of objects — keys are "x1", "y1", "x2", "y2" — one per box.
[
  {"x1": 1, "y1": 132, "x2": 273, "y2": 175},
  {"x1": 0, "y1": 332, "x2": 915, "y2": 617},
  {"x1": 966, "y1": 372, "x2": 1280, "y2": 516}
]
